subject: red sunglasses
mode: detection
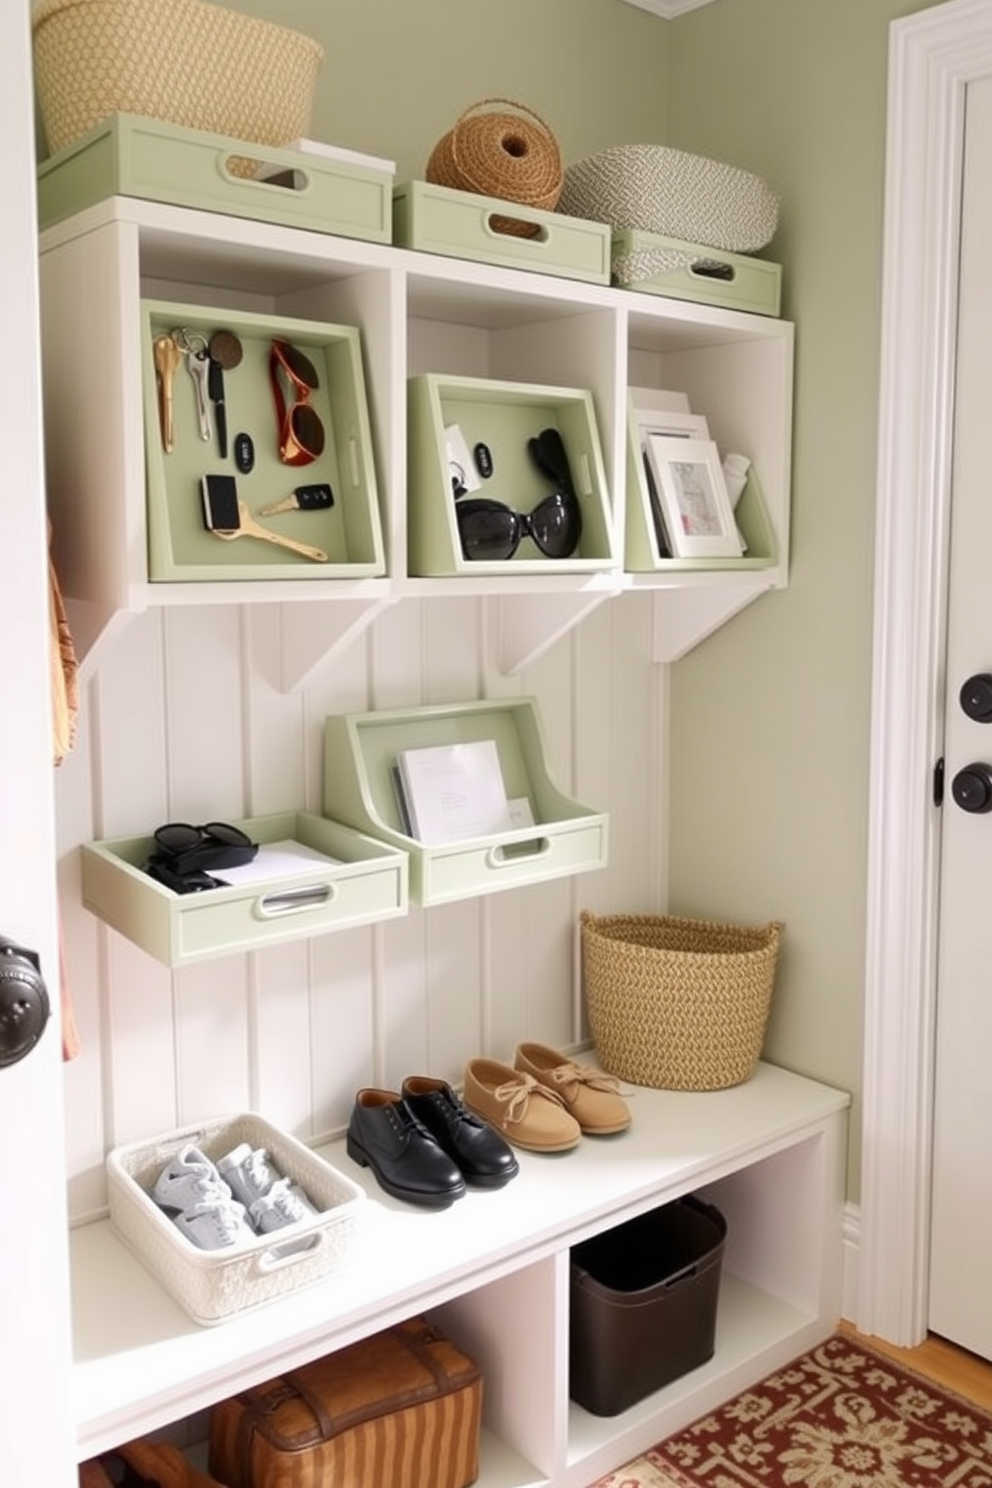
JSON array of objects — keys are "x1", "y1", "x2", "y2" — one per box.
[{"x1": 269, "y1": 339, "x2": 326, "y2": 466}]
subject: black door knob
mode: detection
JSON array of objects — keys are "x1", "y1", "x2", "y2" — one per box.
[
  {"x1": 0, "y1": 939, "x2": 50, "y2": 1067},
  {"x1": 951, "y1": 762, "x2": 992, "y2": 813},
  {"x1": 960, "y1": 673, "x2": 992, "y2": 722}
]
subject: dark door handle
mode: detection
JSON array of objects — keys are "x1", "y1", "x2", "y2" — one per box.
[
  {"x1": 0, "y1": 939, "x2": 50, "y2": 1067},
  {"x1": 959, "y1": 673, "x2": 992, "y2": 721},
  {"x1": 951, "y1": 762, "x2": 992, "y2": 814}
]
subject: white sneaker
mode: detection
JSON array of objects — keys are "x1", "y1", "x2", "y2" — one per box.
[
  {"x1": 216, "y1": 1142, "x2": 280, "y2": 1209},
  {"x1": 153, "y1": 1143, "x2": 231, "y2": 1213},
  {"x1": 250, "y1": 1177, "x2": 318, "y2": 1234},
  {"x1": 171, "y1": 1197, "x2": 256, "y2": 1251}
]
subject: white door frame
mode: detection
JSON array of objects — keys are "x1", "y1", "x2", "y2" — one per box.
[{"x1": 860, "y1": 0, "x2": 992, "y2": 1345}]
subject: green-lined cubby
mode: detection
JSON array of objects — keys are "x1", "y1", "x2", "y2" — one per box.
[
  {"x1": 407, "y1": 373, "x2": 618, "y2": 578},
  {"x1": 142, "y1": 301, "x2": 385, "y2": 581},
  {"x1": 322, "y1": 699, "x2": 608, "y2": 906},
  {"x1": 80, "y1": 813, "x2": 408, "y2": 967}
]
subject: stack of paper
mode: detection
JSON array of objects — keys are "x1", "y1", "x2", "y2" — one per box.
[{"x1": 394, "y1": 740, "x2": 516, "y2": 845}]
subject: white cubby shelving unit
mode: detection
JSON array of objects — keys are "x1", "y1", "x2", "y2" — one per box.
[
  {"x1": 71, "y1": 1062, "x2": 847, "y2": 1487},
  {"x1": 39, "y1": 194, "x2": 792, "y2": 691},
  {"x1": 38, "y1": 195, "x2": 827, "y2": 1487}
]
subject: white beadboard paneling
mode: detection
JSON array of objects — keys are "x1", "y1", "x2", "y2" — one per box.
[
  {"x1": 251, "y1": 940, "x2": 314, "y2": 1132},
  {"x1": 162, "y1": 607, "x2": 247, "y2": 818},
  {"x1": 377, "y1": 908, "x2": 431, "y2": 1088},
  {"x1": 243, "y1": 609, "x2": 310, "y2": 816},
  {"x1": 173, "y1": 959, "x2": 251, "y2": 1121},
  {"x1": 104, "y1": 936, "x2": 176, "y2": 1149},
  {"x1": 486, "y1": 891, "x2": 533, "y2": 1058},
  {"x1": 370, "y1": 596, "x2": 428, "y2": 710},
  {"x1": 310, "y1": 924, "x2": 377, "y2": 1135},
  {"x1": 606, "y1": 591, "x2": 668, "y2": 911},
  {"x1": 92, "y1": 609, "x2": 169, "y2": 834},
  {"x1": 422, "y1": 899, "x2": 487, "y2": 1081},
  {"x1": 424, "y1": 595, "x2": 486, "y2": 703}
]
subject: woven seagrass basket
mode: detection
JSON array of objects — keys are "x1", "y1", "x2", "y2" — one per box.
[
  {"x1": 580, "y1": 910, "x2": 782, "y2": 1091},
  {"x1": 32, "y1": 0, "x2": 324, "y2": 158},
  {"x1": 426, "y1": 97, "x2": 563, "y2": 239}
]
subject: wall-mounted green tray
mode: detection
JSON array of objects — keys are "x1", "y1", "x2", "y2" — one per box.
[
  {"x1": 393, "y1": 180, "x2": 611, "y2": 284},
  {"x1": 142, "y1": 300, "x2": 385, "y2": 580},
  {"x1": 81, "y1": 812, "x2": 408, "y2": 967},
  {"x1": 407, "y1": 373, "x2": 618, "y2": 577},
  {"x1": 323, "y1": 699, "x2": 608, "y2": 906},
  {"x1": 37, "y1": 113, "x2": 393, "y2": 242}
]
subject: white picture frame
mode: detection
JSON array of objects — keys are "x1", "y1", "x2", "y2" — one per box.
[
  {"x1": 628, "y1": 390, "x2": 711, "y2": 556},
  {"x1": 644, "y1": 435, "x2": 744, "y2": 558}
]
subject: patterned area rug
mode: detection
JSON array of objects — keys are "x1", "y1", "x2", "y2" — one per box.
[{"x1": 590, "y1": 1333, "x2": 992, "y2": 1487}]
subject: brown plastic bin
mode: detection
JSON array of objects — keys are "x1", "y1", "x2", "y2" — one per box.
[{"x1": 569, "y1": 1194, "x2": 726, "y2": 1416}]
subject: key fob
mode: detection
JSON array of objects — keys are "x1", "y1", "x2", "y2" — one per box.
[
  {"x1": 473, "y1": 442, "x2": 494, "y2": 479},
  {"x1": 233, "y1": 431, "x2": 255, "y2": 474},
  {"x1": 294, "y1": 482, "x2": 334, "y2": 510}
]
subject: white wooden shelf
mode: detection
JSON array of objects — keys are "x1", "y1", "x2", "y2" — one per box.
[
  {"x1": 70, "y1": 1062, "x2": 847, "y2": 1485},
  {"x1": 38, "y1": 196, "x2": 792, "y2": 688}
]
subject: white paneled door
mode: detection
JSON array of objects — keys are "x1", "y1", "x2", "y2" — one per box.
[
  {"x1": 929, "y1": 73, "x2": 992, "y2": 1363},
  {"x1": 0, "y1": 3, "x2": 76, "y2": 1484}
]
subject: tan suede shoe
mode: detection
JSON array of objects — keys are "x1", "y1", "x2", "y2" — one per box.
[
  {"x1": 463, "y1": 1057, "x2": 581, "y2": 1152},
  {"x1": 513, "y1": 1043, "x2": 632, "y2": 1135}
]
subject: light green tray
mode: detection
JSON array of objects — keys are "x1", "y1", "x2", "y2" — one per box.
[
  {"x1": 407, "y1": 373, "x2": 618, "y2": 577},
  {"x1": 393, "y1": 180, "x2": 611, "y2": 284},
  {"x1": 612, "y1": 229, "x2": 782, "y2": 317},
  {"x1": 323, "y1": 700, "x2": 609, "y2": 906},
  {"x1": 624, "y1": 396, "x2": 778, "y2": 573},
  {"x1": 81, "y1": 812, "x2": 408, "y2": 967},
  {"x1": 142, "y1": 300, "x2": 385, "y2": 581},
  {"x1": 37, "y1": 113, "x2": 393, "y2": 241}
]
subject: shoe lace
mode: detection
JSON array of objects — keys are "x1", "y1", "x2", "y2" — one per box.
[
  {"x1": 543, "y1": 1062, "x2": 624, "y2": 1099},
  {"x1": 183, "y1": 1199, "x2": 251, "y2": 1245},
  {"x1": 492, "y1": 1072, "x2": 565, "y2": 1125},
  {"x1": 259, "y1": 1178, "x2": 311, "y2": 1223}
]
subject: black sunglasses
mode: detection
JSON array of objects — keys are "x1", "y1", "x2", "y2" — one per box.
[
  {"x1": 454, "y1": 426, "x2": 583, "y2": 562},
  {"x1": 142, "y1": 820, "x2": 257, "y2": 893},
  {"x1": 455, "y1": 489, "x2": 582, "y2": 561}
]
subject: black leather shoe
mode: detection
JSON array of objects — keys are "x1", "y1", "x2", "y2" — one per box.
[
  {"x1": 346, "y1": 1088, "x2": 467, "y2": 1209},
  {"x1": 402, "y1": 1076, "x2": 520, "y2": 1189}
]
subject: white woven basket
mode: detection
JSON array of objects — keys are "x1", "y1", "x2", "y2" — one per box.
[
  {"x1": 107, "y1": 1112, "x2": 365, "y2": 1325},
  {"x1": 32, "y1": 0, "x2": 324, "y2": 158},
  {"x1": 559, "y1": 145, "x2": 780, "y2": 254}
]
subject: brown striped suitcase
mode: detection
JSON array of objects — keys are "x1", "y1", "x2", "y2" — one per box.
[{"x1": 208, "y1": 1315, "x2": 483, "y2": 1488}]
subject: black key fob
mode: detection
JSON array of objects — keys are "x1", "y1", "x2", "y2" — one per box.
[
  {"x1": 294, "y1": 482, "x2": 335, "y2": 510},
  {"x1": 233, "y1": 431, "x2": 255, "y2": 474},
  {"x1": 474, "y1": 442, "x2": 494, "y2": 479}
]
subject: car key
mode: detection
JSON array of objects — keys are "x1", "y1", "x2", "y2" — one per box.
[{"x1": 259, "y1": 482, "x2": 335, "y2": 516}]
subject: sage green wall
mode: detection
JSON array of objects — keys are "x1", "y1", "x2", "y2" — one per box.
[
  {"x1": 663, "y1": 0, "x2": 943, "y2": 1200},
  {"x1": 129, "y1": 0, "x2": 948, "y2": 1204},
  {"x1": 219, "y1": 0, "x2": 669, "y2": 179}
]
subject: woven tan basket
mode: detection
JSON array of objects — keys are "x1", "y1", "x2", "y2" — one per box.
[
  {"x1": 32, "y1": 0, "x2": 324, "y2": 158},
  {"x1": 580, "y1": 910, "x2": 782, "y2": 1091},
  {"x1": 426, "y1": 97, "x2": 563, "y2": 239}
]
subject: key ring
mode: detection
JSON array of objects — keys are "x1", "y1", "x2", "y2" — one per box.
[{"x1": 171, "y1": 326, "x2": 209, "y2": 357}]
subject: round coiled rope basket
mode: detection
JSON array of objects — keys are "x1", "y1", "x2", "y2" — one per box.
[
  {"x1": 426, "y1": 97, "x2": 563, "y2": 239},
  {"x1": 580, "y1": 910, "x2": 782, "y2": 1091}
]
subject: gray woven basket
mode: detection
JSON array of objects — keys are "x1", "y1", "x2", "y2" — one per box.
[
  {"x1": 580, "y1": 909, "x2": 782, "y2": 1091},
  {"x1": 559, "y1": 145, "x2": 780, "y2": 254}
]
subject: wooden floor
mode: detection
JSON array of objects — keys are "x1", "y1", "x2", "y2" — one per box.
[{"x1": 841, "y1": 1321, "x2": 992, "y2": 1413}]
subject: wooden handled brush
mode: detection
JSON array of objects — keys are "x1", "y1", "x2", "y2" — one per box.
[{"x1": 201, "y1": 475, "x2": 328, "y2": 563}]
